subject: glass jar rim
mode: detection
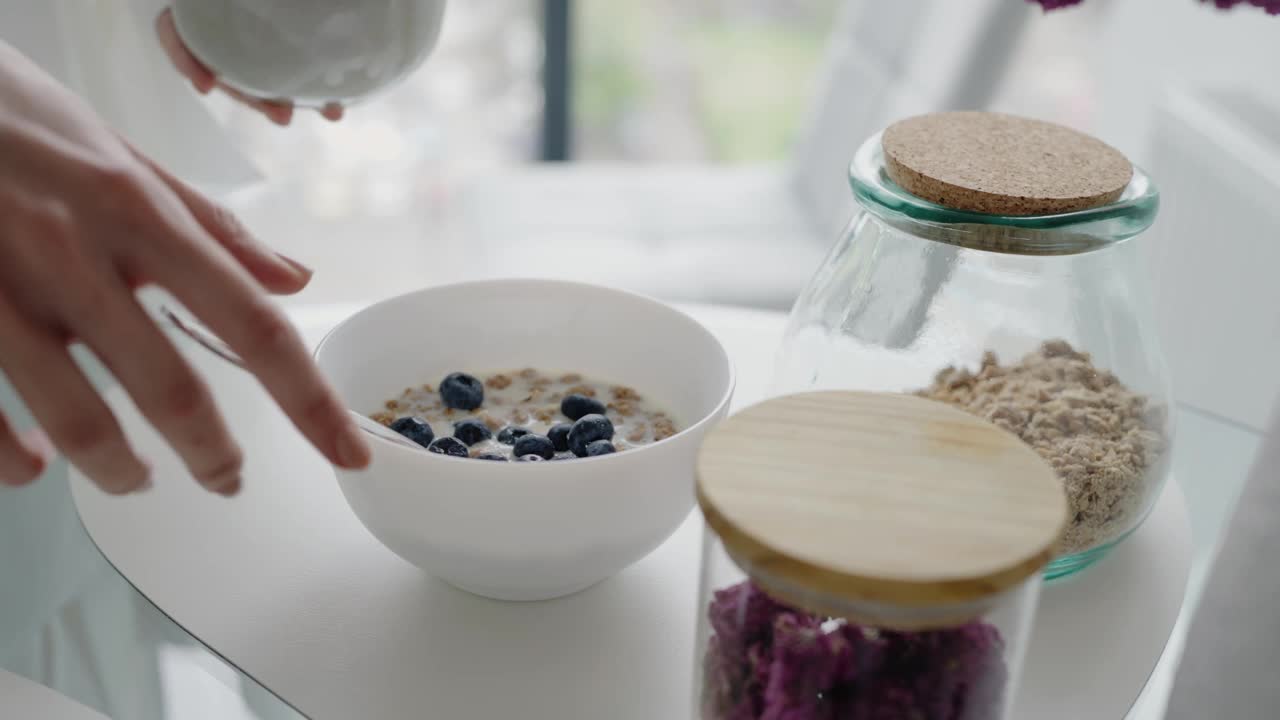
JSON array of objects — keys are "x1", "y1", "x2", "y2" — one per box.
[{"x1": 848, "y1": 131, "x2": 1160, "y2": 254}]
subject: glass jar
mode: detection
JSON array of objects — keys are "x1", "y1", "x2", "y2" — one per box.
[
  {"x1": 773, "y1": 114, "x2": 1173, "y2": 578},
  {"x1": 694, "y1": 391, "x2": 1066, "y2": 720}
]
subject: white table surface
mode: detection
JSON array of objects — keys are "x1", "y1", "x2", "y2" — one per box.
[
  {"x1": 0, "y1": 668, "x2": 108, "y2": 720},
  {"x1": 69, "y1": 303, "x2": 1190, "y2": 720}
]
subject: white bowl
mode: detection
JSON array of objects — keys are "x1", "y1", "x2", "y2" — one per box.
[{"x1": 315, "y1": 279, "x2": 735, "y2": 601}]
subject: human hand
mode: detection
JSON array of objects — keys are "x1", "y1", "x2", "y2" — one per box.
[
  {"x1": 0, "y1": 42, "x2": 370, "y2": 495},
  {"x1": 154, "y1": 7, "x2": 345, "y2": 126}
]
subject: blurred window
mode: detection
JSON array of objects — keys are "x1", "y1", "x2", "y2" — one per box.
[
  {"x1": 211, "y1": 0, "x2": 841, "y2": 179},
  {"x1": 572, "y1": 0, "x2": 841, "y2": 163}
]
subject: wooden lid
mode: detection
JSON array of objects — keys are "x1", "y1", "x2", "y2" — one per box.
[
  {"x1": 882, "y1": 111, "x2": 1132, "y2": 216},
  {"x1": 696, "y1": 391, "x2": 1067, "y2": 622}
]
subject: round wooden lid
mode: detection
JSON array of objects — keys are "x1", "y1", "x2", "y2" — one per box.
[
  {"x1": 882, "y1": 111, "x2": 1132, "y2": 216},
  {"x1": 696, "y1": 391, "x2": 1067, "y2": 619}
]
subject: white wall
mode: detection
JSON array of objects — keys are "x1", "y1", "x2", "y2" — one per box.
[
  {"x1": 1093, "y1": 0, "x2": 1280, "y2": 166},
  {"x1": 0, "y1": 3, "x2": 70, "y2": 80},
  {"x1": 1144, "y1": 88, "x2": 1280, "y2": 431}
]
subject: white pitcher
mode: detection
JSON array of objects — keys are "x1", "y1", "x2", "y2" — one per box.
[{"x1": 170, "y1": 0, "x2": 447, "y2": 106}]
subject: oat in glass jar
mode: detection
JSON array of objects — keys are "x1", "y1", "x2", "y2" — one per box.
[{"x1": 773, "y1": 112, "x2": 1173, "y2": 578}]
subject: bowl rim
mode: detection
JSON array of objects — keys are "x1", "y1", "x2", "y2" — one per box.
[{"x1": 313, "y1": 277, "x2": 738, "y2": 469}]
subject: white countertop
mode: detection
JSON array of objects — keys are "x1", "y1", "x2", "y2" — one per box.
[
  {"x1": 69, "y1": 303, "x2": 1190, "y2": 720},
  {"x1": 0, "y1": 668, "x2": 108, "y2": 720}
]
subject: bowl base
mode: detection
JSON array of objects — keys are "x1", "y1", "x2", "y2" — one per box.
[
  {"x1": 1043, "y1": 531, "x2": 1132, "y2": 580},
  {"x1": 440, "y1": 576, "x2": 609, "y2": 602}
]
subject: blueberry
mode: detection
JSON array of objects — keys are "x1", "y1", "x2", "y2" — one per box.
[
  {"x1": 561, "y1": 393, "x2": 607, "y2": 421},
  {"x1": 515, "y1": 453, "x2": 545, "y2": 462},
  {"x1": 512, "y1": 434, "x2": 555, "y2": 460},
  {"x1": 585, "y1": 440, "x2": 616, "y2": 457},
  {"x1": 426, "y1": 436, "x2": 469, "y2": 458},
  {"x1": 453, "y1": 418, "x2": 493, "y2": 446},
  {"x1": 476, "y1": 452, "x2": 509, "y2": 462},
  {"x1": 439, "y1": 372, "x2": 484, "y2": 410},
  {"x1": 547, "y1": 423, "x2": 573, "y2": 452},
  {"x1": 568, "y1": 414, "x2": 614, "y2": 457},
  {"x1": 389, "y1": 416, "x2": 434, "y2": 448},
  {"x1": 496, "y1": 426, "x2": 531, "y2": 445}
]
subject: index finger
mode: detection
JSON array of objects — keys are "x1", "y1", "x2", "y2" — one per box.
[
  {"x1": 120, "y1": 183, "x2": 370, "y2": 470},
  {"x1": 161, "y1": 255, "x2": 369, "y2": 470}
]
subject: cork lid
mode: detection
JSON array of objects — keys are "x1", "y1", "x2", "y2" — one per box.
[
  {"x1": 696, "y1": 391, "x2": 1067, "y2": 624},
  {"x1": 882, "y1": 111, "x2": 1132, "y2": 216}
]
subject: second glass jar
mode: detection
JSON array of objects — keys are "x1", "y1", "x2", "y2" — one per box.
[
  {"x1": 774, "y1": 130, "x2": 1174, "y2": 578},
  {"x1": 693, "y1": 390, "x2": 1067, "y2": 719}
]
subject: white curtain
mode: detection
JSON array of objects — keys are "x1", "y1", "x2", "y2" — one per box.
[{"x1": 3, "y1": 0, "x2": 260, "y2": 193}]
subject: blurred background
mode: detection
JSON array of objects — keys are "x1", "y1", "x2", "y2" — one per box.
[
  {"x1": 205, "y1": 0, "x2": 1107, "y2": 308},
  {"x1": 182, "y1": 0, "x2": 1279, "y2": 319},
  {"x1": 196, "y1": 2, "x2": 1280, "y2": 716},
  {"x1": 2, "y1": 1, "x2": 1280, "y2": 718}
]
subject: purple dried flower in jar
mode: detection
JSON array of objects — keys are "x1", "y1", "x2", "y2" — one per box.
[
  {"x1": 1029, "y1": 0, "x2": 1280, "y2": 11},
  {"x1": 760, "y1": 612, "x2": 856, "y2": 718},
  {"x1": 707, "y1": 582, "x2": 790, "y2": 657},
  {"x1": 1026, "y1": 0, "x2": 1085, "y2": 9},
  {"x1": 703, "y1": 583, "x2": 787, "y2": 719},
  {"x1": 701, "y1": 581, "x2": 1008, "y2": 720},
  {"x1": 1207, "y1": 0, "x2": 1280, "y2": 12}
]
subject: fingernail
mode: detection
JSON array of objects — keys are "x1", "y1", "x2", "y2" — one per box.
[
  {"x1": 199, "y1": 466, "x2": 241, "y2": 496},
  {"x1": 215, "y1": 475, "x2": 241, "y2": 497},
  {"x1": 198, "y1": 474, "x2": 239, "y2": 497},
  {"x1": 20, "y1": 428, "x2": 54, "y2": 462},
  {"x1": 336, "y1": 425, "x2": 371, "y2": 469},
  {"x1": 135, "y1": 459, "x2": 154, "y2": 493},
  {"x1": 277, "y1": 253, "x2": 313, "y2": 278}
]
